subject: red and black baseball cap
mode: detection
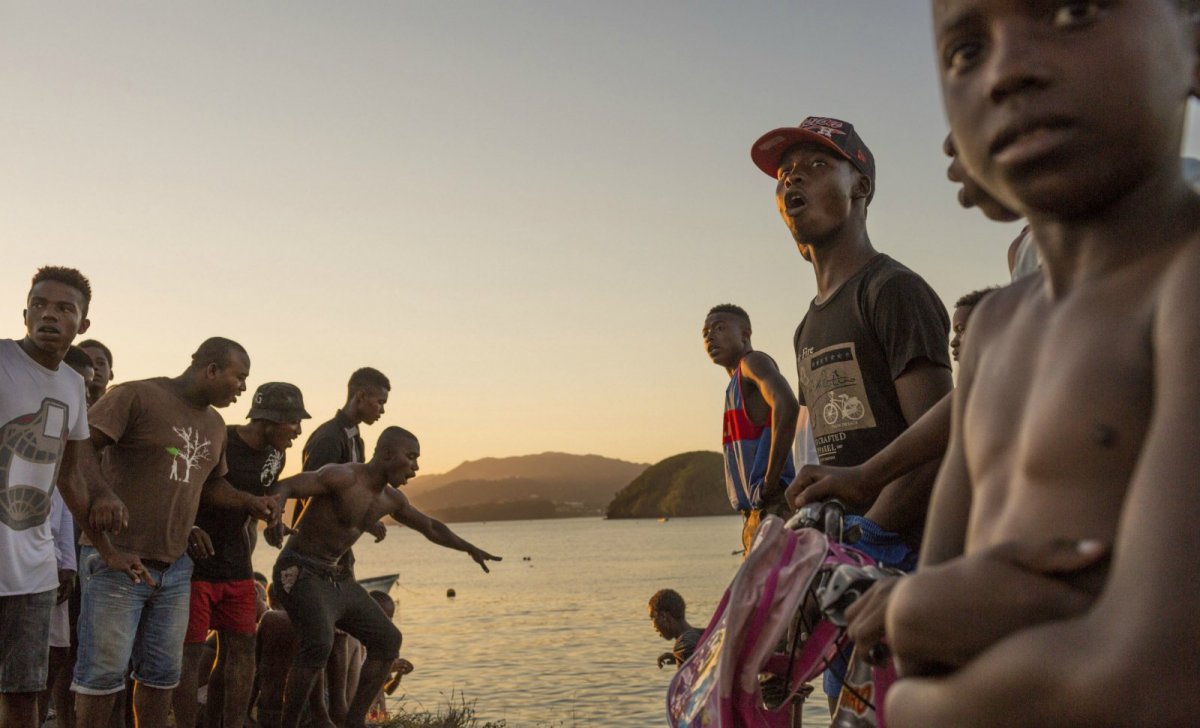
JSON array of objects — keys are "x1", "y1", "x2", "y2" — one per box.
[{"x1": 751, "y1": 116, "x2": 876, "y2": 203}]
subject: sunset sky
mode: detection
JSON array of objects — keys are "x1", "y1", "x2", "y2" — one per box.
[{"x1": 4, "y1": 3, "x2": 1199, "y2": 475}]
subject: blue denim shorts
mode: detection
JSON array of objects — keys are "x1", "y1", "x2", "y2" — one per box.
[
  {"x1": 0, "y1": 588, "x2": 57, "y2": 693},
  {"x1": 71, "y1": 547, "x2": 194, "y2": 695},
  {"x1": 824, "y1": 516, "x2": 917, "y2": 698}
]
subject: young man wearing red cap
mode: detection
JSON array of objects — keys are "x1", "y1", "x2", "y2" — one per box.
[{"x1": 751, "y1": 116, "x2": 954, "y2": 705}]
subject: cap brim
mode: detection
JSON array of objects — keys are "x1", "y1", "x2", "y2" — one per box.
[
  {"x1": 247, "y1": 408, "x2": 312, "y2": 423},
  {"x1": 751, "y1": 127, "x2": 853, "y2": 178}
]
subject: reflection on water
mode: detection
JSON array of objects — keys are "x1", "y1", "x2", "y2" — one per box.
[{"x1": 254, "y1": 515, "x2": 831, "y2": 727}]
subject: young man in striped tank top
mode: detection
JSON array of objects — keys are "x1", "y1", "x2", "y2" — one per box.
[{"x1": 702, "y1": 304, "x2": 799, "y2": 555}]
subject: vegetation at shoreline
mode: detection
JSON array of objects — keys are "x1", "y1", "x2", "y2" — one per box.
[
  {"x1": 381, "y1": 691, "x2": 578, "y2": 728},
  {"x1": 605, "y1": 451, "x2": 727, "y2": 518}
]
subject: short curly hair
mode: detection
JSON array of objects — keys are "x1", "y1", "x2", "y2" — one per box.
[
  {"x1": 955, "y1": 286, "x2": 1000, "y2": 310},
  {"x1": 649, "y1": 589, "x2": 687, "y2": 620},
  {"x1": 30, "y1": 266, "x2": 92, "y2": 316},
  {"x1": 706, "y1": 303, "x2": 751, "y2": 329}
]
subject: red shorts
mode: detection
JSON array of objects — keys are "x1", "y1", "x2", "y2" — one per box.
[{"x1": 185, "y1": 579, "x2": 258, "y2": 644}]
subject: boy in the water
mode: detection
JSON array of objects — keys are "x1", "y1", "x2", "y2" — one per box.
[{"x1": 881, "y1": 2, "x2": 1200, "y2": 725}]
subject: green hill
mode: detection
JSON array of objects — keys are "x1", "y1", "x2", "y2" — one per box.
[
  {"x1": 605, "y1": 451, "x2": 729, "y2": 519},
  {"x1": 403, "y1": 452, "x2": 650, "y2": 523}
]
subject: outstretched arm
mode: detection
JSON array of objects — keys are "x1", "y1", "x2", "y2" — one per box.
[
  {"x1": 887, "y1": 245, "x2": 1200, "y2": 727},
  {"x1": 739, "y1": 351, "x2": 799, "y2": 507},
  {"x1": 272, "y1": 466, "x2": 354, "y2": 503},
  {"x1": 390, "y1": 494, "x2": 501, "y2": 572}
]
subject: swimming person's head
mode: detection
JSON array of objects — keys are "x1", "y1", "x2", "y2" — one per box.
[{"x1": 649, "y1": 589, "x2": 689, "y2": 640}]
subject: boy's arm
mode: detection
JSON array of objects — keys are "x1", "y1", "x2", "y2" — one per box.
[
  {"x1": 272, "y1": 466, "x2": 352, "y2": 503},
  {"x1": 390, "y1": 493, "x2": 501, "y2": 572},
  {"x1": 861, "y1": 359, "x2": 953, "y2": 534},
  {"x1": 201, "y1": 475, "x2": 278, "y2": 521},
  {"x1": 886, "y1": 247, "x2": 1200, "y2": 727},
  {"x1": 59, "y1": 432, "x2": 127, "y2": 533},
  {"x1": 789, "y1": 392, "x2": 952, "y2": 510},
  {"x1": 59, "y1": 434, "x2": 151, "y2": 584},
  {"x1": 739, "y1": 352, "x2": 799, "y2": 506}
]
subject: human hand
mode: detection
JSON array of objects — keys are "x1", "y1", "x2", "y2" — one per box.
[
  {"x1": 368, "y1": 521, "x2": 388, "y2": 543},
  {"x1": 657, "y1": 651, "x2": 678, "y2": 669},
  {"x1": 887, "y1": 539, "x2": 1107, "y2": 677},
  {"x1": 57, "y1": 569, "x2": 77, "y2": 604},
  {"x1": 88, "y1": 491, "x2": 129, "y2": 534},
  {"x1": 245, "y1": 494, "x2": 280, "y2": 522},
  {"x1": 787, "y1": 463, "x2": 878, "y2": 511},
  {"x1": 843, "y1": 575, "x2": 901, "y2": 663},
  {"x1": 102, "y1": 549, "x2": 154, "y2": 586},
  {"x1": 264, "y1": 521, "x2": 292, "y2": 549},
  {"x1": 468, "y1": 546, "x2": 502, "y2": 573},
  {"x1": 188, "y1": 526, "x2": 215, "y2": 560}
]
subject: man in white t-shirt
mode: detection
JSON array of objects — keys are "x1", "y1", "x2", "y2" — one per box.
[{"x1": 0, "y1": 266, "x2": 131, "y2": 728}]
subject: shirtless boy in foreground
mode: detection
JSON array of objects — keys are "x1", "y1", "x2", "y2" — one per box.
[
  {"x1": 268, "y1": 426, "x2": 500, "y2": 728},
  {"x1": 878, "y1": 1, "x2": 1200, "y2": 725}
]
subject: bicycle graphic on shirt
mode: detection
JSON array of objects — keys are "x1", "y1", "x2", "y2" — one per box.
[{"x1": 822, "y1": 393, "x2": 866, "y2": 426}]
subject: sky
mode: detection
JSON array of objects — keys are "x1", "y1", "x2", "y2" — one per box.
[{"x1": 4, "y1": 2, "x2": 1199, "y2": 475}]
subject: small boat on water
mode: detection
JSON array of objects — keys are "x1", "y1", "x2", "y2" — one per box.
[
  {"x1": 358, "y1": 573, "x2": 399, "y2": 593},
  {"x1": 658, "y1": 517, "x2": 670, "y2": 523}
]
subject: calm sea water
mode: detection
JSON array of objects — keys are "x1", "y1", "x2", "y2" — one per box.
[{"x1": 253, "y1": 515, "x2": 831, "y2": 727}]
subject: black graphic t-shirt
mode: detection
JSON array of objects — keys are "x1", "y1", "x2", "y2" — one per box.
[
  {"x1": 192, "y1": 426, "x2": 284, "y2": 581},
  {"x1": 794, "y1": 254, "x2": 950, "y2": 467}
]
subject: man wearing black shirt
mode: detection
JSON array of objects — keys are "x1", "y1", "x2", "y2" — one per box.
[
  {"x1": 174, "y1": 383, "x2": 310, "y2": 728},
  {"x1": 751, "y1": 117, "x2": 953, "y2": 706}
]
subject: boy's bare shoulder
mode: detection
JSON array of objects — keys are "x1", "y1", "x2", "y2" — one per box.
[
  {"x1": 961, "y1": 274, "x2": 1042, "y2": 345},
  {"x1": 1156, "y1": 236, "x2": 1200, "y2": 327},
  {"x1": 316, "y1": 462, "x2": 358, "y2": 486}
]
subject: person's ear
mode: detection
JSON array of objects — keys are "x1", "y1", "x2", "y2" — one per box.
[
  {"x1": 851, "y1": 173, "x2": 872, "y2": 202},
  {"x1": 77, "y1": 318, "x2": 91, "y2": 336}
]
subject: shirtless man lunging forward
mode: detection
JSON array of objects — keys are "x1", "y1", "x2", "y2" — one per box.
[{"x1": 268, "y1": 426, "x2": 500, "y2": 728}]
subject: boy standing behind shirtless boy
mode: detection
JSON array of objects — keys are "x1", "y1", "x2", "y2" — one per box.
[{"x1": 876, "y1": 2, "x2": 1200, "y2": 725}]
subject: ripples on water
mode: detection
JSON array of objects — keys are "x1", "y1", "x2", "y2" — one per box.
[{"x1": 254, "y1": 515, "x2": 831, "y2": 727}]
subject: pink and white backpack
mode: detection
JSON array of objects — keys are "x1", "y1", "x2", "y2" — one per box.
[{"x1": 666, "y1": 515, "x2": 895, "y2": 727}]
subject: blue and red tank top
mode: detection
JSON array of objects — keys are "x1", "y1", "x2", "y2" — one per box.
[{"x1": 722, "y1": 360, "x2": 796, "y2": 511}]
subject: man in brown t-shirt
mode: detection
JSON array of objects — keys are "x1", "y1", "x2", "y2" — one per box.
[{"x1": 71, "y1": 338, "x2": 278, "y2": 728}]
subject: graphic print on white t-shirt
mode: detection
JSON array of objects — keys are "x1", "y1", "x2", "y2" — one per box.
[{"x1": 0, "y1": 398, "x2": 69, "y2": 531}]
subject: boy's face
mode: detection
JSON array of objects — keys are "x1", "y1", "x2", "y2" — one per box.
[
  {"x1": 950, "y1": 304, "x2": 974, "y2": 362},
  {"x1": 775, "y1": 143, "x2": 864, "y2": 248},
  {"x1": 265, "y1": 420, "x2": 303, "y2": 452},
  {"x1": 82, "y1": 346, "x2": 112, "y2": 388},
  {"x1": 943, "y1": 133, "x2": 1021, "y2": 222},
  {"x1": 23, "y1": 281, "x2": 90, "y2": 358},
  {"x1": 933, "y1": 0, "x2": 1197, "y2": 218},
  {"x1": 384, "y1": 440, "x2": 420, "y2": 486},
  {"x1": 204, "y1": 351, "x2": 250, "y2": 408},
  {"x1": 702, "y1": 313, "x2": 750, "y2": 369},
  {"x1": 355, "y1": 386, "x2": 388, "y2": 425}
]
